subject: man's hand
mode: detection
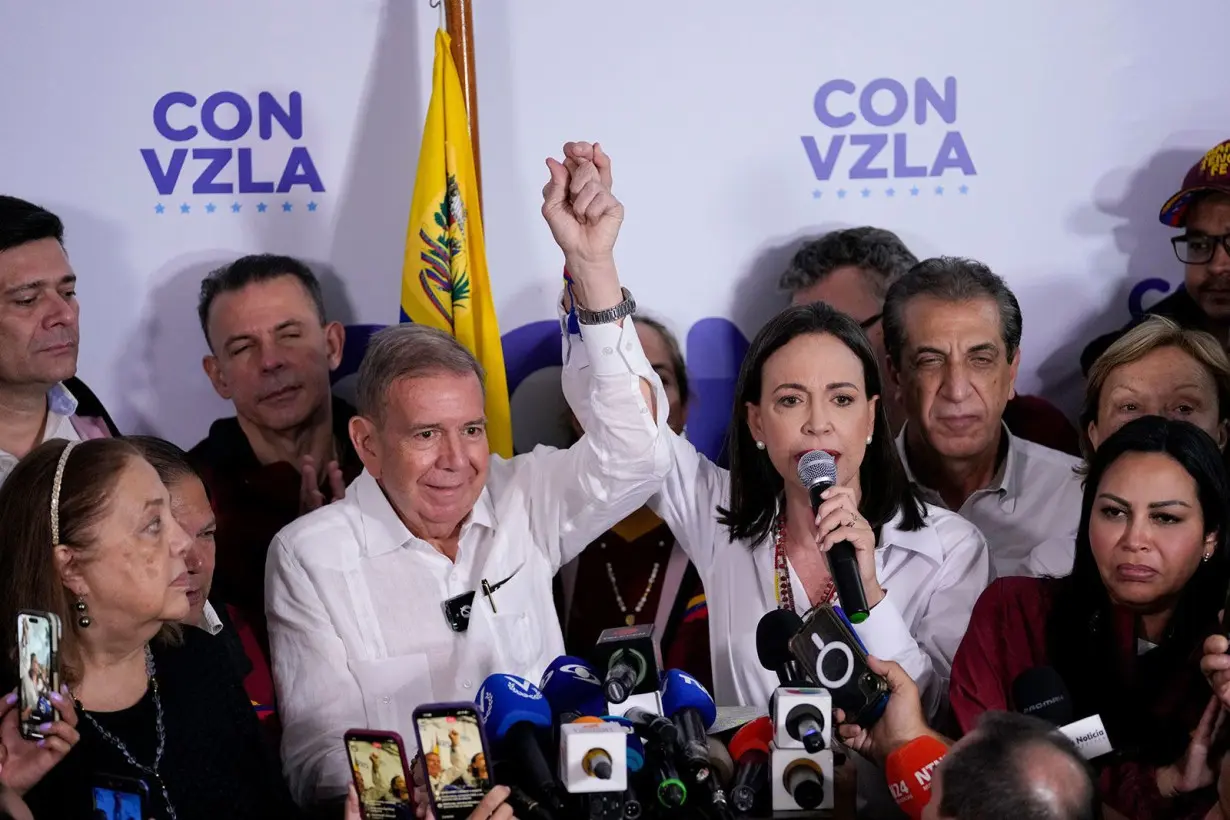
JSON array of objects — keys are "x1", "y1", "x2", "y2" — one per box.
[
  {"x1": 542, "y1": 141, "x2": 623, "y2": 278},
  {"x1": 299, "y1": 454, "x2": 345, "y2": 515},
  {"x1": 833, "y1": 656, "x2": 934, "y2": 766}
]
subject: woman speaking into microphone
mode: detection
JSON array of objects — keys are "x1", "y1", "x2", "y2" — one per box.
[{"x1": 560, "y1": 218, "x2": 989, "y2": 720}]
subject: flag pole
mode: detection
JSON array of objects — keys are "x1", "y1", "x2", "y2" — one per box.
[{"x1": 444, "y1": 0, "x2": 483, "y2": 207}]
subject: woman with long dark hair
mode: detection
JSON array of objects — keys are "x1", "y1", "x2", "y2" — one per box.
[
  {"x1": 566, "y1": 301, "x2": 991, "y2": 715},
  {"x1": 950, "y1": 416, "x2": 1229, "y2": 818}
]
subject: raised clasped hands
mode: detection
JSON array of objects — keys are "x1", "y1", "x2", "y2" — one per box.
[{"x1": 541, "y1": 141, "x2": 622, "y2": 281}]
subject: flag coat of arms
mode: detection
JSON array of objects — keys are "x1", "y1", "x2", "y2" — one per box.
[{"x1": 400, "y1": 28, "x2": 512, "y2": 458}]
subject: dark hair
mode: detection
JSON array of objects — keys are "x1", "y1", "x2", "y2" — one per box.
[
  {"x1": 635, "y1": 314, "x2": 689, "y2": 402},
  {"x1": 123, "y1": 436, "x2": 201, "y2": 488},
  {"x1": 940, "y1": 711, "x2": 1098, "y2": 820},
  {"x1": 778, "y1": 227, "x2": 919, "y2": 300},
  {"x1": 0, "y1": 195, "x2": 64, "y2": 254},
  {"x1": 882, "y1": 256, "x2": 1023, "y2": 368},
  {"x1": 198, "y1": 254, "x2": 327, "y2": 350},
  {"x1": 0, "y1": 439, "x2": 180, "y2": 687},
  {"x1": 717, "y1": 302, "x2": 925, "y2": 546},
  {"x1": 1047, "y1": 416, "x2": 1230, "y2": 763}
]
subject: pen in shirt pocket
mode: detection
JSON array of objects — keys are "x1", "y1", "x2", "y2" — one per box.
[{"x1": 480, "y1": 567, "x2": 520, "y2": 613}]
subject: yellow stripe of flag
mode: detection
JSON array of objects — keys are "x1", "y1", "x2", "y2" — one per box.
[{"x1": 400, "y1": 28, "x2": 512, "y2": 458}]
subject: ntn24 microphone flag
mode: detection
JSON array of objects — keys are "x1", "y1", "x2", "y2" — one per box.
[{"x1": 400, "y1": 28, "x2": 512, "y2": 458}]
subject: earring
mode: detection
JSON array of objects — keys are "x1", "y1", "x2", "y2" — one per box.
[
  {"x1": 866, "y1": 435, "x2": 873, "y2": 445},
  {"x1": 755, "y1": 441, "x2": 766, "y2": 450},
  {"x1": 74, "y1": 596, "x2": 91, "y2": 629},
  {"x1": 1203, "y1": 552, "x2": 1213, "y2": 563}
]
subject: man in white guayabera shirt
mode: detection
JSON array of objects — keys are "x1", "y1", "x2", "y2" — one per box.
[{"x1": 265, "y1": 141, "x2": 670, "y2": 808}]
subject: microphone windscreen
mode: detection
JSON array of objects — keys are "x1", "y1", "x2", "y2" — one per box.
[
  {"x1": 797, "y1": 450, "x2": 837, "y2": 490},
  {"x1": 1011, "y1": 667, "x2": 1074, "y2": 726},
  {"x1": 476, "y1": 674, "x2": 553, "y2": 741},
  {"x1": 659, "y1": 669, "x2": 717, "y2": 727},
  {"x1": 884, "y1": 735, "x2": 948, "y2": 820},
  {"x1": 539, "y1": 655, "x2": 605, "y2": 719},
  {"x1": 756, "y1": 609, "x2": 803, "y2": 672},
  {"x1": 727, "y1": 715, "x2": 774, "y2": 763},
  {"x1": 707, "y1": 736, "x2": 734, "y2": 785},
  {"x1": 600, "y1": 715, "x2": 645, "y2": 772}
]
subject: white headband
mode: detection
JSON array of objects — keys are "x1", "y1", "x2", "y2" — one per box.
[{"x1": 50, "y1": 440, "x2": 79, "y2": 545}]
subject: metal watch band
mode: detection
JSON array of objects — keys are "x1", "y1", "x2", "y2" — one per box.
[{"x1": 576, "y1": 287, "x2": 636, "y2": 326}]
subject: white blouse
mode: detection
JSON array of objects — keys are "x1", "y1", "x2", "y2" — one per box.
[{"x1": 650, "y1": 434, "x2": 992, "y2": 718}]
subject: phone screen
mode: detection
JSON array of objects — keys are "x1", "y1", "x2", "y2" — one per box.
[
  {"x1": 346, "y1": 735, "x2": 413, "y2": 820},
  {"x1": 91, "y1": 783, "x2": 146, "y2": 820},
  {"x1": 17, "y1": 612, "x2": 58, "y2": 739},
  {"x1": 414, "y1": 708, "x2": 491, "y2": 820}
]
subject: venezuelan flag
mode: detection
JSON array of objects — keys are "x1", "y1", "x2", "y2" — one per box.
[{"x1": 400, "y1": 29, "x2": 512, "y2": 458}]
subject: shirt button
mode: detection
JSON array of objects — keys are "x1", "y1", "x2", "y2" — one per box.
[
  {"x1": 463, "y1": 680, "x2": 473, "y2": 689},
  {"x1": 382, "y1": 696, "x2": 391, "y2": 704},
  {"x1": 602, "y1": 346, "x2": 614, "y2": 355}
]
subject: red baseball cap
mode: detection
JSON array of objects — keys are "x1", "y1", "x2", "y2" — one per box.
[{"x1": 1159, "y1": 140, "x2": 1230, "y2": 227}]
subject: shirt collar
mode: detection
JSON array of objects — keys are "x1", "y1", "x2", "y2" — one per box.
[
  {"x1": 895, "y1": 421, "x2": 1021, "y2": 499},
  {"x1": 200, "y1": 601, "x2": 225, "y2": 636},
  {"x1": 47, "y1": 382, "x2": 78, "y2": 417},
  {"x1": 878, "y1": 504, "x2": 947, "y2": 564},
  {"x1": 354, "y1": 469, "x2": 498, "y2": 558}
]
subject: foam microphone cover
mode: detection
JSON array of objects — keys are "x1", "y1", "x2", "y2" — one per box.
[
  {"x1": 601, "y1": 715, "x2": 645, "y2": 773},
  {"x1": 728, "y1": 715, "x2": 774, "y2": 763},
  {"x1": 707, "y1": 736, "x2": 734, "y2": 786},
  {"x1": 1011, "y1": 667, "x2": 1074, "y2": 726},
  {"x1": 659, "y1": 669, "x2": 718, "y2": 727},
  {"x1": 756, "y1": 609, "x2": 804, "y2": 673},
  {"x1": 477, "y1": 674, "x2": 554, "y2": 740},
  {"x1": 539, "y1": 655, "x2": 606, "y2": 720},
  {"x1": 884, "y1": 735, "x2": 948, "y2": 820}
]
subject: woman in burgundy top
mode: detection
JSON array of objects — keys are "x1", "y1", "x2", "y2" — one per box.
[{"x1": 950, "y1": 416, "x2": 1230, "y2": 819}]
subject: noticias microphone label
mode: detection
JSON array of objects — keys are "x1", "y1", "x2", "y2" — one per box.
[{"x1": 1058, "y1": 715, "x2": 1113, "y2": 760}]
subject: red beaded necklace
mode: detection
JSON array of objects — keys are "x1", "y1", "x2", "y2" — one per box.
[{"x1": 772, "y1": 511, "x2": 836, "y2": 612}]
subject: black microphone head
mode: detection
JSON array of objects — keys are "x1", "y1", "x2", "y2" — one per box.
[
  {"x1": 797, "y1": 450, "x2": 837, "y2": 490},
  {"x1": 756, "y1": 609, "x2": 803, "y2": 672},
  {"x1": 1011, "y1": 666, "x2": 1074, "y2": 726}
]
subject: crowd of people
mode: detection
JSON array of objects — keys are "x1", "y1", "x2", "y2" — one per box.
[{"x1": 0, "y1": 135, "x2": 1229, "y2": 819}]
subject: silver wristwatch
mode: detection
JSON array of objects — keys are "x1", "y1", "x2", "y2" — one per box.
[{"x1": 575, "y1": 287, "x2": 637, "y2": 326}]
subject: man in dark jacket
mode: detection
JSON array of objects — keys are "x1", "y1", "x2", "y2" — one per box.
[
  {"x1": 0, "y1": 196, "x2": 118, "y2": 489},
  {"x1": 1082, "y1": 139, "x2": 1230, "y2": 374},
  {"x1": 190, "y1": 254, "x2": 362, "y2": 654}
]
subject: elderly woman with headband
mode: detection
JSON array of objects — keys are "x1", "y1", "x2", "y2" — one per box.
[
  {"x1": 0, "y1": 438, "x2": 299, "y2": 819},
  {"x1": 1027, "y1": 315, "x2": 1230, "y2": 576}
]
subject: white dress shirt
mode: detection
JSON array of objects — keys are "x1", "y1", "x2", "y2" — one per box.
[
  {"x1": 648, "y1": 436, "x2": 991, "y2": 719},
  {"x1": 265, "y1": 318, "x2": 669, "y2": 806},
  {"x1": 0, "y1": 383, "x2": 81, "y2": 487},
  {"x1": 897, "y1": 425, "x2": 1083, "y2": 578}
]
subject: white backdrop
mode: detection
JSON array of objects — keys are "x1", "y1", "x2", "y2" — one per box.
[{"x1": 1, "y1": 1, "x2": 1226, "y2": 450}]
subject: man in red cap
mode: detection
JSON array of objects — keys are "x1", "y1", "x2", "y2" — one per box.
[{"x1": 1082, "y1": 139, "x2": 1230, "y2": 373}]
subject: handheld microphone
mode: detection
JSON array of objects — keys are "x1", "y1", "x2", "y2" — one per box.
[
  {"x1": 1011, "y1": 667, "x2": 1113, "y2": 759},
  {"x1": 623, "y1": 706, "x2": 682, "y2": 753},
  {"x1": 659, "y1": 669, "x2": 718, "y2": 775},
  {"x1": 706, "y1": 736, "x2": 734, "y2": 787},
  {"x1": 476, "y1": 674, "x2": 564, "y2": 810},
  {"x1": 660, "y1": 670, "x2": 730, "y2": 816},
  {"x1": 728, "y1": 716, "x2": 773, "y2": 814},
  {"x1": 798, "y1": 450, "x2": 869, "y2": 623},
  {"x1": 654, "y1": 755, "x2": 688, "y2": 809},
  {"x1": 755, "y1": 609, "x2": 806, "y2": 686},
  {"x1": 884, "y1": 735, "x2": 947, "y2": 820},
  {"x1": 540, "y1": 656, "x2": 606, "y2": 723},
  {"x1": 600, "y1": 715, "x2": 646, "y2": 773},
  {"x1": 591, "y1": 625, "x2": 662, "y2": 706}
]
